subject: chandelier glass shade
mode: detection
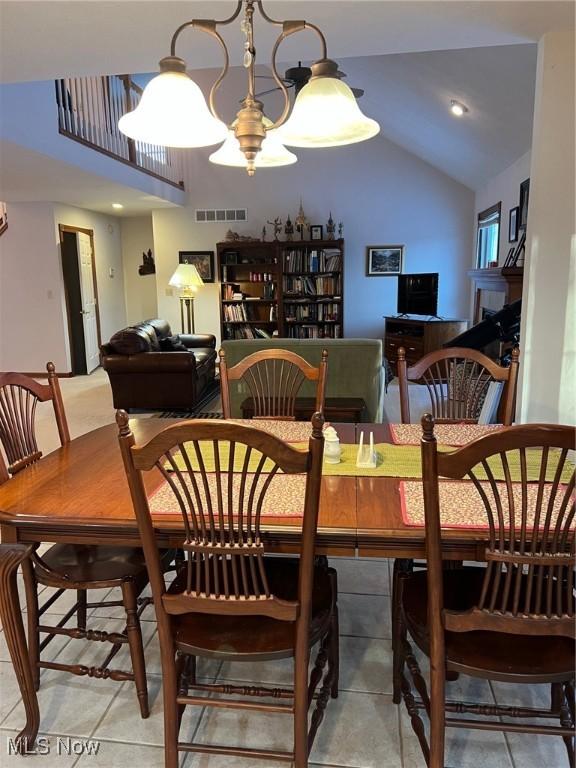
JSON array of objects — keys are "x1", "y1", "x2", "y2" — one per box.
[
  {"x1": 118, "y1": 62, "x2": 228, "y2": 148},
  {"x1": 117, "y1": 1, "x2": 380, "y2": 173},
  {"x1": 278, "y1": 76, "x2": 380, "y2": 148},
  {"x1": 209, "y1": 118, "x2": 297, "y2": 168}
]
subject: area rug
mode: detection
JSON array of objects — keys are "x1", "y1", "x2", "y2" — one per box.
[{"x1": 159, "y1": 380, "x2": 222, "y2": 419}]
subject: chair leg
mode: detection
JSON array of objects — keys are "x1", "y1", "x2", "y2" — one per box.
[
  {"x1": 161, "y1": 642, "x2": 180, "y2": 768},
  {"x1": 121, "y1": 580, "x2": 149, "y2": 719},
  {"x1": 428, "y1": 647, "x2": 446, "y2": 768},
  {"x1": 76, "y1": 589, "x2": 87, "y2": 630},
  {"x1": 558, "y1": 682, "x2": 576, "y2": 768},
  {"x1": 293, "y1": 650, "x2": 310, "y2": 768},
  {"x1": 21, "y1": 558, "x2": 40, "y2": 692},
  {"x1": 392, "y1": 559, "x2": 411, "y2": 705},
  {"x1": 329, "y1": 605, "x2": 340, "y2": 699}
]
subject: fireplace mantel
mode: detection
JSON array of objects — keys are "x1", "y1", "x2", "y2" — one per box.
[{"x1": 468, "y1": 266, "x2": 524, "y2": 323}]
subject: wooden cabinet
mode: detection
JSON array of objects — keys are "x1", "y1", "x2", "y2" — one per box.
[
  {"x1": 384, "y1": 316, "x2": 469, "y2": 372},
  {"x1": 217, "y1": 239, "x2": 344, "y2": 341}
]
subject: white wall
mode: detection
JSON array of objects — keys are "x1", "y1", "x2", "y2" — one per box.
[
  {"x1": 152, "y1": 134, "x2": 474, "y2": 347},
  {"x1": 120, "y1": 216, "x2": 157, "y2": 325},
  {"x1": 0, "y1": 202, "x2": 69, "y2": 372},
  {"x1": 0, "y1": 202, "x2": 127, "y2": 372},
  {"x1": 53, "y1": 205, "x2": 127, "y2": 345},
  {"x1": 475, "y1": 151, "x2": 532, "y2": 265},
  {"x1": 519, "y1": 30, "x2": 575, "y2": 424}
]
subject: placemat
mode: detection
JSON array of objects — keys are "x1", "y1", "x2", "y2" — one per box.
[
  {"x1": 390, "y1": 423, "x2": 502, "y2": 446},
  {"x1": 400, "y1": 479, "x2": 575, "y2": 529},
  {"x1": 150, "y1": 472, "x2": 307, "y2": 518}
]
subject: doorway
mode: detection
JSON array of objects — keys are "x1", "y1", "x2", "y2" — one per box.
[{"x1": 59, "y1": 225, "x2": 102, "y2": 375}]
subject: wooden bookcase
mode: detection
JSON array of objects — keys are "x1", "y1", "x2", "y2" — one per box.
[{"x1": 216, "y1": 239, "x2": 344, "y2": 341}]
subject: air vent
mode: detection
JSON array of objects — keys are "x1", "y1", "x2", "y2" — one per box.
[{"x1": 195, "y1": 208, "x2": 247, "y2": 223}]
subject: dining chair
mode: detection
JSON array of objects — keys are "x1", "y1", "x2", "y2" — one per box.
[
  {"x1": 117, "y1": 410, "x2": 339, "y2": 768},
  {"x1": 393, "y1": 415, "x2": 575, "y2": 768},
  {"x1": 219, "y1": 347, "x2": 328, "y2": 420},
  {"x1": 397, "y1": 346, "x2": 520, "y2": 426},
  {"x1": 0, "y1": 363, "x2": 162, "y2": 718}
]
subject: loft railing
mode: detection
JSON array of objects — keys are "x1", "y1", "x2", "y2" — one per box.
[{"x1": 55, "y1": 75, "x2": 184, "y2": 189}]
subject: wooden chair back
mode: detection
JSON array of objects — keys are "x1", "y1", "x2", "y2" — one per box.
[
  {"x1": 421, "y1": 415, "x2": 575, "y2": 641},
  {"x1": 0, "y1": 363, "x2": 70, "y2": 475},
  {"x1": 219, "y1": 348, "x2": 328, "y2": 420},
  {"x1": 117, "y1": 412, "x2": 325, "y2": 623},
  {"x1": 398, "y1": 347, "x2": 519, "y2": 425}
]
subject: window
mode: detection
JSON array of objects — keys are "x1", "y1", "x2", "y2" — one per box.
[{"x1": 476, "y1": 202, "x2": 501, "y2": 269}]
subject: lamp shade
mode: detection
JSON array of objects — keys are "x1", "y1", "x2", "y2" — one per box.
[
  {"x1": 209, "y1": 118, "x2": 297, "y2": 168},
  {"x1": 169, "y1": 263, "x2": 204, "y2": 293},
  {"x1": 278, "y1": 77, "x2": 380, "y2": 148},
  {"x1": 118, "y1": 70, "x2": 228, "y2": 148}
]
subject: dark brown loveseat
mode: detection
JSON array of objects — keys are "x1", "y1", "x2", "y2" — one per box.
[{"x1": 100, "y1": 318, "x2": 217, "y2": 410}]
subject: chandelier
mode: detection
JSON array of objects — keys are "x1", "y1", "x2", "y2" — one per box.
[{"x1": 118, "y1": 0, "x2": 380, "y2": 175}]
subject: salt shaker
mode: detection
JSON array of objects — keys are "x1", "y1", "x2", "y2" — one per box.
[{"x1": 323, "y1": 425, "x2": 341, "y2": 464}]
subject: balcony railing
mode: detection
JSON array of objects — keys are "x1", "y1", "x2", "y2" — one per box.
[{"x1": 55, "y1": 75, "x2": 184, "y2": 189}]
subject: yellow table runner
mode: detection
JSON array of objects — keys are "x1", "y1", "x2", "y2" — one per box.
[{"x1": 167, "y1": 440, "x2": 572, "y2": 482}]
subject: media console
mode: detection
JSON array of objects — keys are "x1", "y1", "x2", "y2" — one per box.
[{"x1": 384, "y1": 316, "x2": 469, "y2": 373}]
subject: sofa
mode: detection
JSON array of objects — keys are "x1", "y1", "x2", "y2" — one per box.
[
  {"x1": 220, "y1": 338, "x2": 384, "y2": 422},
  {"x1": 100, "y1": 318, "x2": 217, "y2": 410}
]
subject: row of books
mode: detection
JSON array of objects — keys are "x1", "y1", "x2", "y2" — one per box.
[
  {"x1": 286, "y1": 324, "x2": 342, "y2": 339},
  {"x1": 283, "y1": 275, "x2": 341, "y2": 296},
  {"x1": 284, "y1": 302, "x2": 341, "y2": 322},
  {"x1": 283, "y1": 249, "x2": 342, "y2": 274},
  {"x1": 222, "y1": 325, "x2": 275, "y2": 340}
]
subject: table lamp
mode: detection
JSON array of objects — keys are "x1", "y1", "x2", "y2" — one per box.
[{"x1": 169, "y1": 263, "x2": 204, "y2": 333}]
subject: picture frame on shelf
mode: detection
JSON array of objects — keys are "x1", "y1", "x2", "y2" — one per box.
[
  {"x1": 309, "y1": 225, "x2": 324, "y2": 241},
  {"x1": 504, "y1": 231, "x2": 526, "y2": 267},
  {"x1": 508, "y1": 206, "x2": 519, "y2": 242},
  {"x1": 366, "y1": 245, "x2": 404, "y2": 276},
  {"x1": 0, "y1": 202, "x2": 7, "y2": 236},
  {"x1": 178, "y1": 250, "x2": 215, "y2": 282},
  {"x1": 519, "y1": 178, "x2": 530, "y2": 231},
  {"x1": 503, "y1": 247, "x2": 516, "y2": 267}
]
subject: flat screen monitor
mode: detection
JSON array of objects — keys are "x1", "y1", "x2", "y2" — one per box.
[{"x1": 397, "y1": 273, "x2": 439, "y2": 316}]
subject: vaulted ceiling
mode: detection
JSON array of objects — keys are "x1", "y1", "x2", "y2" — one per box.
[{"x1": 0, "y1": 1, "x2": 573, "y2": 200}]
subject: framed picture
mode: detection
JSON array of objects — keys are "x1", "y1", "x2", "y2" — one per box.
[
  {"x1": 309, "y1": 225, "x2": 324, "y2": 241},
  {"x1": 178, "y1": 250, "x2": 215, "y2": 282},
  {"x1": 519, "y1": 178, "x2": 530, "y2": 231},
  {"x1": 508, "y1": 206, "x2": 519, "y2": 242},
  {"x1": 366, "y1": 245, "x2": 404, "y2": 276}
]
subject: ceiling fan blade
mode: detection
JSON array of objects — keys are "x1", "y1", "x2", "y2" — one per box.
[
  {"x1": 253, "y1": 82, "x2": 295, "y2": 99},
  {"x1": 351, "y1": 86, "x2": 364, "y2": 98}
]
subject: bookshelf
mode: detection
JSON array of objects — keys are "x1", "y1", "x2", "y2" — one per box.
[{"x1": 216, "y1": 239, "x2": 344, "y2": 340}]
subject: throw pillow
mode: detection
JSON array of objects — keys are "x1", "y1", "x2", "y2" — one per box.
[{"x1": 159, "y1": 335, "x2": 188, "y2": 352}]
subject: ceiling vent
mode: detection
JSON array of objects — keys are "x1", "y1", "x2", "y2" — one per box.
[{"x1": 195, "y1": 208, "x2": 247, "y2": 223}]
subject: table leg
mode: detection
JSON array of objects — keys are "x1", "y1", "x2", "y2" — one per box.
[{"x1": 0, "y1": 544, "x2": 40, "y2": 754}]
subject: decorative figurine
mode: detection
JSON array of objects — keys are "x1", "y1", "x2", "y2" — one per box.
[
  {"x1": 326, "y1": 212, "x2": 336, "y2": 241},
  {"x1": 284, "y1": 215, "x2": 294, "y2": 241},
  {"x1": 267, "y1": 217, "x2": 282, "y2": 241},
  {"x1": 295, "y1": 199, "x2": 308, "y2": 241},
  {"x1": 138, "y1": 248, "x2": 155, "y2": 275},
  {"x1": 338, "y1": 221, "x2": 343, "y2": 238},
  {"x1": 262, "y1": 225, "x2": 267, "y2": 242},
  {"x1": 225, "y1": 229, "x2": 259, "y2": 242}
]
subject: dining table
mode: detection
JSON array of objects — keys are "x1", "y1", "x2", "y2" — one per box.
[{"x1": 0, "y1": 417, "x2": 501, "y2": 752}]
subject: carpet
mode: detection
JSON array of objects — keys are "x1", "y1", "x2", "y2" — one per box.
[{"x1": 159, "y1": 379, "x2": 222, "y2": 419}]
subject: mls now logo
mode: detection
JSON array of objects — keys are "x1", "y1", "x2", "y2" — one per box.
[{"x1": 7, "y1": 736, "x2": 100, "y2": 756}]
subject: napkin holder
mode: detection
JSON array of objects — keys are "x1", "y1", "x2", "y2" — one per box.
[{"x1": 356, "y1": 431, "x2": 377, "y2": 468}]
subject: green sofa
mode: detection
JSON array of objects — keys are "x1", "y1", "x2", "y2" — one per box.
[{"x1": 220, "y1": 338, "x2": 384, "y2": 422}]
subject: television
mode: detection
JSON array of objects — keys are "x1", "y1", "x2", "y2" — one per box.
[{"x1": 397, "y1": 273, "x2": 439, "y2": 316}]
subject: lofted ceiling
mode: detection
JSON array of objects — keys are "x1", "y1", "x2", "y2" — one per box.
[{"x1": 0, "y1": 1, "x2": 572, "y2": 208}]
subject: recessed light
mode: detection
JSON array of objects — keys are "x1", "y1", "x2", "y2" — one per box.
[
  {"x1": 450, "y1": 100, "x2": 468, "y2": 117},
  {"x1": 112, "y1": 203, "x2": 124, "y2": 209}
]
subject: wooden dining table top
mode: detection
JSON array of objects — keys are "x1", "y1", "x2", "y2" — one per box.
[{"x1": 0, "y1": 418, "x2": 492, "y2": 561}]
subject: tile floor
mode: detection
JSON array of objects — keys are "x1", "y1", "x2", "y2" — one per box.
[{"x1": 0, "y1": 369, "x2": 568, "y2": 767}]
